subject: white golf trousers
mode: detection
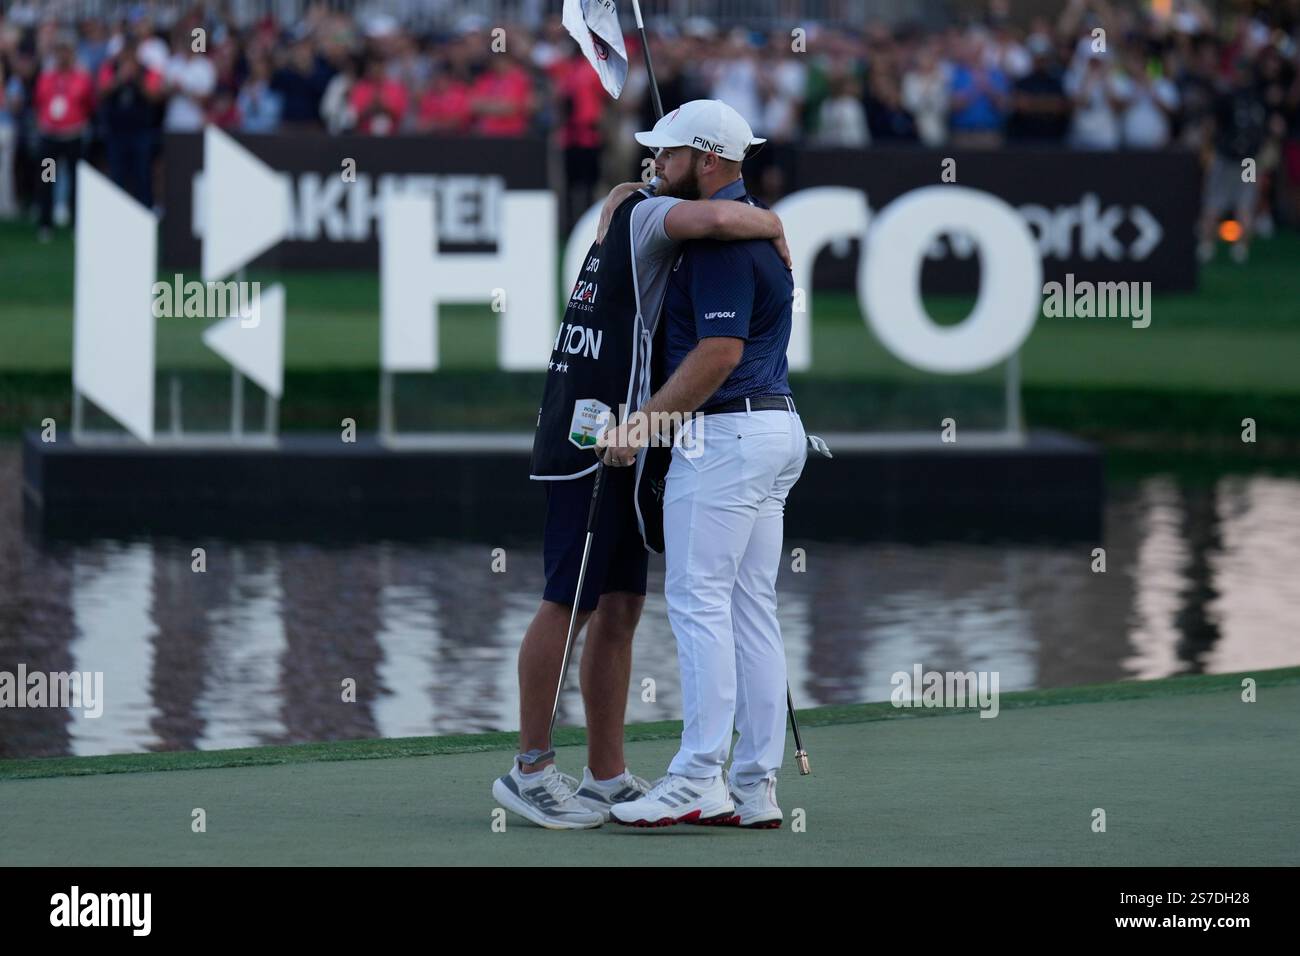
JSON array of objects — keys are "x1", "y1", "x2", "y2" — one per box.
[{"x1": 664, "y1": 403, "x2": 807, "y2": 786}]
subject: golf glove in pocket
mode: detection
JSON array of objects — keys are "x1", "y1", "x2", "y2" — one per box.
[{"x1": 806, "y1": 434, "x2": 833, "y2": 459}]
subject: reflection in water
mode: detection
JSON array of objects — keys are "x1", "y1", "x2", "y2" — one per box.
[
  {"x1": 1, "y1": 444, "x2": 1298, "y2": 758},
  {"x1": 373, "y1": 583, "x2": 439, "y2": 740},
  {"x1": 1207, "y1": 477, "x2": 1300, "y2": 672},
  {"x1": 194, "y1": 549, "x2": 285, "y2": 751},
  {"x1": 70, "y1": 543, "x2": 157, "y2": 755},
  {"x1": 858, "y1": 567, "x2": 1037, "y2": 704},
  {"x1": 1126, "y1": 477, "x2": 1189, "y2": 680}
]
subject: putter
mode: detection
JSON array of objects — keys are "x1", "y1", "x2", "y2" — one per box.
[{"x1": 547, "y1": 462, "x2": 606, "y2": 746}]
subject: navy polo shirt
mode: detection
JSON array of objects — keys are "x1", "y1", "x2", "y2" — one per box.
[{"x1": 662, "y1": 178, "x2": 794, "y2": 407}]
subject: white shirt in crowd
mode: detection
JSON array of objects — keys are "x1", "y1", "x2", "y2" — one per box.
[
  {"x1": 902, "y1": 66, "x2": 950, "y2": 146},
  {"x1": 319, "y1": 73, "x2": 357, "y2": 134},
  {"x1": 137, "y1": 35, "x2": 169, "y2": 73},
  {"x1": 1118, "y1": 74, "x2": 1179, "y2": 148},
  {"x1": 815, "y1": 96, "x2": 870, "y2": 147},
  {"x1": 163, "y1": 53, "x2": 216, "y2": 132},
  {"x1": 760, "y1": 59, "x2": 808, "y2": 140},
  {"x1": 709, "y1": 57, "x2": 764, "y2": 135},
  {"x1": 985, "y1": 39, "x2": 1032, "y2": 80},
  {"x1": 1064, "y1": 63, "x2": 1123, "y2": 149}
]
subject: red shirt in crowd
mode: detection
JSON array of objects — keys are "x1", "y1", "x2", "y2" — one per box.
[
  {"x1": 207, "y1": 96, "x2": 241, "y2": 130},
  {"x1": 95, "y1": 60, "x2": 164, "y2": 97},
  {"x1": 471, "y1": 64, "x2": 533, "y2": 136},
  {"x1": 417, "y1": 79, "x2": 472, "y2": 133},
  {"x1": 350, "y1": 77, "x2": 409, "y2": 135},
  {"x1": 556, "y1": 56, "x2": 606, "y2": 150},
  {"x1": 35, "y1": 66, "x2": 96, "y2": 136}
]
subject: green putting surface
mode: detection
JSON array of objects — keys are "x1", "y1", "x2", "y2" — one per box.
[{"x1": 1, "y1": 670, "x2": 1297, "y2": 866}]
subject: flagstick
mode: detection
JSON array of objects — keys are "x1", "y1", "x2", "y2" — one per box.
[{"x1": 630, "y1": 0, "x2": 664, "y2": 119}]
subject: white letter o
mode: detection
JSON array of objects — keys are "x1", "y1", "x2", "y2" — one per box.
[{"x1": 860, "y1": 186, "x2": 1041, "y2": 374}]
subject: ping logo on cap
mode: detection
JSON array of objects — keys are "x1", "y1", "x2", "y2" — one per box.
[{"x1": 691, "y1": 136, "x2": 726, "y2": 154}]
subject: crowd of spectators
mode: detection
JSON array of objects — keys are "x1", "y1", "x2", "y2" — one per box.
[{"x1": 1, "y1": 0, "x2": 1297, "y2": 254}]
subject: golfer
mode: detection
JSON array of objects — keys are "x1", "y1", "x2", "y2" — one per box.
[
  {"x1": 598, "y1": 100, "x2": 808, "y2": 829},
  {"x1": 492, "y1": 135, "x2": 792, "y2": 830}
]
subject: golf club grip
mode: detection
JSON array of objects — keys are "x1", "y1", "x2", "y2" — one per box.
[
  {"x1": 585, "y1": 462, "x2": 606, "y2": 532},
  {"x1": 787, "y1": 687, "x2": 804, "y2": 747},
  {"x1": 787, "y1": 688, "x2": 811, "y2": 774}
]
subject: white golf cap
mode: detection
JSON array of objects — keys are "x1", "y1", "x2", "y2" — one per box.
[{"x1": 634, "y1": 99, "x2": 766, "y2": 162}]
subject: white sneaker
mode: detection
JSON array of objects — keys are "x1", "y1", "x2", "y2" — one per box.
[
  {"x1": 609, "y1": 772, "x2": 735, "y2": 827},
  {"x1": 492, "y1": 758, "x2": 605, "y2": 830},
  {"x1": 728, "y1": 777, "x2": 783, "y2": 829},
  {"x1": 571, "y1": 767, "x2": 652, "y2": 821}
]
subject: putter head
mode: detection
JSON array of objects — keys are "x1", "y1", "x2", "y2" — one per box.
[{"x1": 795, "y1": 749, "x2": 810, "y2": 775}]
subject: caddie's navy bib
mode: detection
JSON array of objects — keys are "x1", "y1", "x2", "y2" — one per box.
[{"x1": 531, "y1": 190, "x2": 653, "y2": 480}]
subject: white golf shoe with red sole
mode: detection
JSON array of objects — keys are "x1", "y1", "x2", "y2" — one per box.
[
  {"x1": 727, "y1": 776, "x2": 783, "y2": 829},
  {"x1": 609, "y1": 773, "x2": 735, "y2": 827}
]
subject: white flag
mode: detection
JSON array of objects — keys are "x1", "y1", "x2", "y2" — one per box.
[{"x1": 562, "y1": 0, "x2": 629, "y2": 99}]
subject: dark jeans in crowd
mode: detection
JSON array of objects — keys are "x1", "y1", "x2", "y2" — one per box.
[
  {"x1": 106, "y1": 129, "x2": 155, "y2": 209},
  {"x1": 564, "y1": 145, "x2": 601, "y2": 232},
  {"x1": 37, "y1": 134, "x2": 83, "y2": 229}
]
